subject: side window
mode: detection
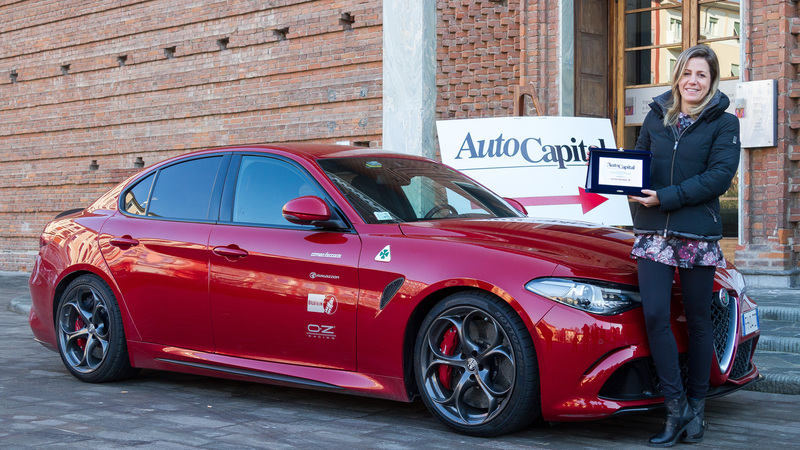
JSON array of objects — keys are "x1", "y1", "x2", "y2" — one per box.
[
  {"x1": 232, "y1": 156, "x2": 323, "y2": 226},
  {"x1": 147, "y1": 156, "x2": 223, "y2": 220},
  {"x1": 124, "y1": 173, "x2": 155, "y2": 216}
]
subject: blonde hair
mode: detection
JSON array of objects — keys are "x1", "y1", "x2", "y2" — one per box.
[{"x1": 663, "y1": 45, "x2": 720, "y2": 127}]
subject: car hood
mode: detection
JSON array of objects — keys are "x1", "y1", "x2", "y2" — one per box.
[{"x1": 399, "y1": 217, "x2": 638, "y2": 282}]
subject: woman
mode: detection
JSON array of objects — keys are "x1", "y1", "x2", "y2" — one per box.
[{"x1": 630, "y1": 45, "x2": 740, "y2": 447}]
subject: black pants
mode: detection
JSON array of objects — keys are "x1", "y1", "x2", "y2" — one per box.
[{"x1": 637, "y1": 258, "x2": 716, "y2": 400}]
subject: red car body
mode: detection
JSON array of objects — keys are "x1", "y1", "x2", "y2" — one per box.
[{"x1": 28, "y1": 144, "x2": 760, "y2": 436}]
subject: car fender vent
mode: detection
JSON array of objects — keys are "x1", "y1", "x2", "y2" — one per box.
[{"x1": 380, "y1": 277, "x2": 405, "y2": 310}]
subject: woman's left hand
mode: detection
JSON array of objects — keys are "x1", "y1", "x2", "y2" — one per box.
[{"x1": 629, "y1": 189, "x2": 660, "y2": 207}]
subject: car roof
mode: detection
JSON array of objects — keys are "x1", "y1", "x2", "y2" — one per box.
[
  {"x1": 115, "y1": 143, "x2": 438, "y2": 196},
  {"x1": 175, "y1": 143, "x2": 432, "y2": 163}
]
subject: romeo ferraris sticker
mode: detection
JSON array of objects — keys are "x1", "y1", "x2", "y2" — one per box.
[{"x1": 307, "y1": 293, "x2": 338, "y2": 315}]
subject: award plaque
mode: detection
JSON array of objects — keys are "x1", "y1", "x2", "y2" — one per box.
[{"x1": 585, "y1": 148, "x2": 651, "y2": 196}]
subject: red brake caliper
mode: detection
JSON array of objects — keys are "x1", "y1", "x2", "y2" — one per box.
[
  {"x1": 438, "y1": 326, "x2": 458, "y2": 390},
  {"x1": 75, "y1": 318, "x2": 86, "y2": 349}
]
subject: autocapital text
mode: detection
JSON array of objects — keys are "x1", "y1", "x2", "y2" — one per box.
[{"x1": 455, "y1": 133, "x2": 609, "y2": 170}]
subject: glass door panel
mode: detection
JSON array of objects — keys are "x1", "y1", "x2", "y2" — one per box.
[
  {"x1": 625, "y1": 47, "x2": 682, "y2": 86},
  {"x1": 618, "y1": 0, "x2": 740, "y2": 147}
]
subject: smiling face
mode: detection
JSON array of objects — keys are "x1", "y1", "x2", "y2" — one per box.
[{"x1": 679, "y1": 57, "x2": 712, "y2": 114}]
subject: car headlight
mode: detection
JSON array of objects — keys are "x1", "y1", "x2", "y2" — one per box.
[{"x1": 525, "y1": 278, "x2": 641, "y2": 315}]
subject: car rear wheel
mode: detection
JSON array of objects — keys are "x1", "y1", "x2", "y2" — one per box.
[
  {"x1": 56, "y1": 274, "x2": 138, "y2": 382},
  {"x1": 414, "y1": 291, "x2": 540, "y2": 436}
]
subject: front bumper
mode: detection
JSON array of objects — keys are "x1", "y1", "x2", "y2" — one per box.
[{"x1": 532, "y1": 298, "x2": 760, "y2": 421}]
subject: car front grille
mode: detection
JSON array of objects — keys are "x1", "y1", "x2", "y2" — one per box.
[
  {"x1": 710, "y1": 290, "x2": 738, "y2": 374},
  {"x1": 711, "y1": 298, "x2": 731, "y2": 356}
]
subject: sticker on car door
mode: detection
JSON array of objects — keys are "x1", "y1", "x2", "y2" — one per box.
[
  {"x1": 375, "y1": 245, "x2": 391, "y2": 262},
  {"x1": 308, "y1": 293, "x2": 338, "y2": 315}
]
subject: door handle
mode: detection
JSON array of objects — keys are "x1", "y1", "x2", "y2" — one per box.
[
  {"x1": 212, "y1": 245, "x2": 249, "y2": 259},
  {"x1": 109, "y1": 236, "x2": 139, "y2": 248}
]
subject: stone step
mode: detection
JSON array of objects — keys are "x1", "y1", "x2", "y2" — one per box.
[
  {"x1": 748, "y1": 350, "x2": 800, "y2": 395},
  {"x1": 759, "y1": 305, "x2": 800, "y2": 322},
  {"x1": 757, "y1": 335, "x2": 800, "y2": 353},
  {"x1": 757, "y1": 308, "x2": 800, "y2": 356}
]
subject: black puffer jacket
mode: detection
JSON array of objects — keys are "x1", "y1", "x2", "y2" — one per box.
[{"x1": 632, "y1": 89, "x2": 740, "y2": 241}]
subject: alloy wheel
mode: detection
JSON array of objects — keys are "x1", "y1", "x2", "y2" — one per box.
[
  {"x1": 58, "y1": 284, "x2": 111, "y2": 374},
  {"x1": 419, "y1": 305, "x2": 517, "y2": 426}
]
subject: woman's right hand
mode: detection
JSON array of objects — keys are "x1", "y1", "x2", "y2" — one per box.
[{"x1": 629, "y1": 189, "x2": 660, "y2": 207}]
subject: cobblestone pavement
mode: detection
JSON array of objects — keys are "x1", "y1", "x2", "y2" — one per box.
[{"x1": 2, "y1": 273, "x2": 800, "y2": 448}]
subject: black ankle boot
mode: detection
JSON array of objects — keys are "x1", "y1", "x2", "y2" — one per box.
[
  {"x1": 649, "y1": 395, "x2": 695, "y2": 447},
  {"x1": 682, "y1": 397, "x2": 706, "y2": 443}
]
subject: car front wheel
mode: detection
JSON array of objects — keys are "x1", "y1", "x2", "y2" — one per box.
[
  {"x1": 56, "y1": 274, "x2": 138, "y2": 383},
  {"x1": 414, "y1": 291, "x2": 540, "y2": 436}
]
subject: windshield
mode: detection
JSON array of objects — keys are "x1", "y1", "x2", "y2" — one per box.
[{"x1": 318, "y1": 156, "x2": 523, "y2": 224}]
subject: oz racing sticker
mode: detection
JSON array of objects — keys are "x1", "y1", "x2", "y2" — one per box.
[{"x1": 307, "y1": 324, "x2": 336, "y2": 340}]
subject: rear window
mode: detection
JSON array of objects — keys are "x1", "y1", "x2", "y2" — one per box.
[
  {"x1": 123, "y1": 173, "x2": 154, "y2": 216},
  {"x1": 122, "y1": 156, "x2": 223, "y2": 221}
]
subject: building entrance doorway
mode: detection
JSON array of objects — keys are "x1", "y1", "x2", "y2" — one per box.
[
  {"x1": 613, "y1": 0, "x2": 741, "y2": 149},
  {"x1": 574, "y1": 0, "x2": 611, "y2": 120},
  {"x1": 604, "y1": 0, "x2": 742, "y2": 247}
]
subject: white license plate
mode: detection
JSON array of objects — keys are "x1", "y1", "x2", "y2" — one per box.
[{"x1": 742, "y1": 308, "x2": 759, "y2": 336}]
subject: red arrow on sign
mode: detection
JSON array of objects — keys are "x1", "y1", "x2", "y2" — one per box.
[{"x1": 515, "y1": 188, "x2": 609, "y2": 215}]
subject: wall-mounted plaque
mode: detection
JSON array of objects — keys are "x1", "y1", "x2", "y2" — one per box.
[{"x1": 736, "y1": 79, "x2": 777, "y2": 148}]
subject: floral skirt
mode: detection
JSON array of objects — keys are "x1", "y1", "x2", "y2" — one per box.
[{"x1": 630, "y1": 234, "x2": 726, "y2": 269}]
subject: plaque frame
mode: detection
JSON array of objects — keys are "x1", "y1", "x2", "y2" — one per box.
[{"x1": 585, "y1": 148, "x2": 652, "y2": 196}]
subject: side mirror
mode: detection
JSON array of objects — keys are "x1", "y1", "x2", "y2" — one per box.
[
  {"x1": 282, "y1": 196, "x2": 345, "y2": 229},
  {"x1": 504, "y1": 197, "x2": 528, "y2": 215}
]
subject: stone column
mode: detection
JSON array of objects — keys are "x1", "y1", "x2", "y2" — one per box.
[{"x1": 382, "y1": 0, "x2": 437, "y2": 158}]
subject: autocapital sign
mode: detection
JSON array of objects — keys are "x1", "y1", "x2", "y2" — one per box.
[
  {"x1": 454, "y1": 132, "x2": 610, "y2": 170},
  {"x1": 436, "y1": 117, "x2": 633, "y2": 226}
]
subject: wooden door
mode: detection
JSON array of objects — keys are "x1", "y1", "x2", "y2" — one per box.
[{"x1": 574, "y1": 0, "x2": 610, "y2": 119}]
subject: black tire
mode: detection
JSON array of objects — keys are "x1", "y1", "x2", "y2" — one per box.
[
  {"x1": 414, "y1": 290, "x2": 540, "y2": 436},
  {"x1": 55, "y1": 274, "x2": 138, "y2": 382}
]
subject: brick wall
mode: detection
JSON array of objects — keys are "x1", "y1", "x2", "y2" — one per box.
[
  {"x1": 8, "y1": 0, "x2": 796, "y2": 284},
  {"x1": 735, "y1": 0, "x2": 800, "y2": 284},
  {"x1": 435, "y1": 0, "x2": 560, "y2": 120},
  {"x1": 0, "y1": 0, "x2": 383, "y2": 272}
]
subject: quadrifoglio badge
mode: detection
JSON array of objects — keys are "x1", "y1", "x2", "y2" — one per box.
[
  {"x1": 307, "y1": 293, "x2": 338, "y2": 315},
  {"x1": 375, "y1": 245, "x2": 391, "y2": 262}
]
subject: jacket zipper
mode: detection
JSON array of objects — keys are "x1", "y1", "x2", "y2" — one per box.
[
  {"x1": 655, "y1": 100, "x2": 716, "y2": 238},
  {"x1": 663, "y1": 115, "x2": 703, "y2": 237},
  {"x1": 665, "y1": 134, "x2": 680, "y2": 237}
]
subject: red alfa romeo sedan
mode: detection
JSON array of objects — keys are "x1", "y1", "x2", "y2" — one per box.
[{"x1": 28, "y1": 144, "x2": 760, "y2": 436}]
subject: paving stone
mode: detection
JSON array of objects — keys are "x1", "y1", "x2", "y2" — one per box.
[{"x1": 3, "y1": 274, "x2": 800, "y2": 448}]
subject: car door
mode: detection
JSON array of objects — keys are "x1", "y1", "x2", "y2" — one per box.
[
  {"x1": 99, "y1": 154, "x2": 229, "y2": 352},
  {"x1": 208, "y1": 154, "x2": 360, "y2": 370}
]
